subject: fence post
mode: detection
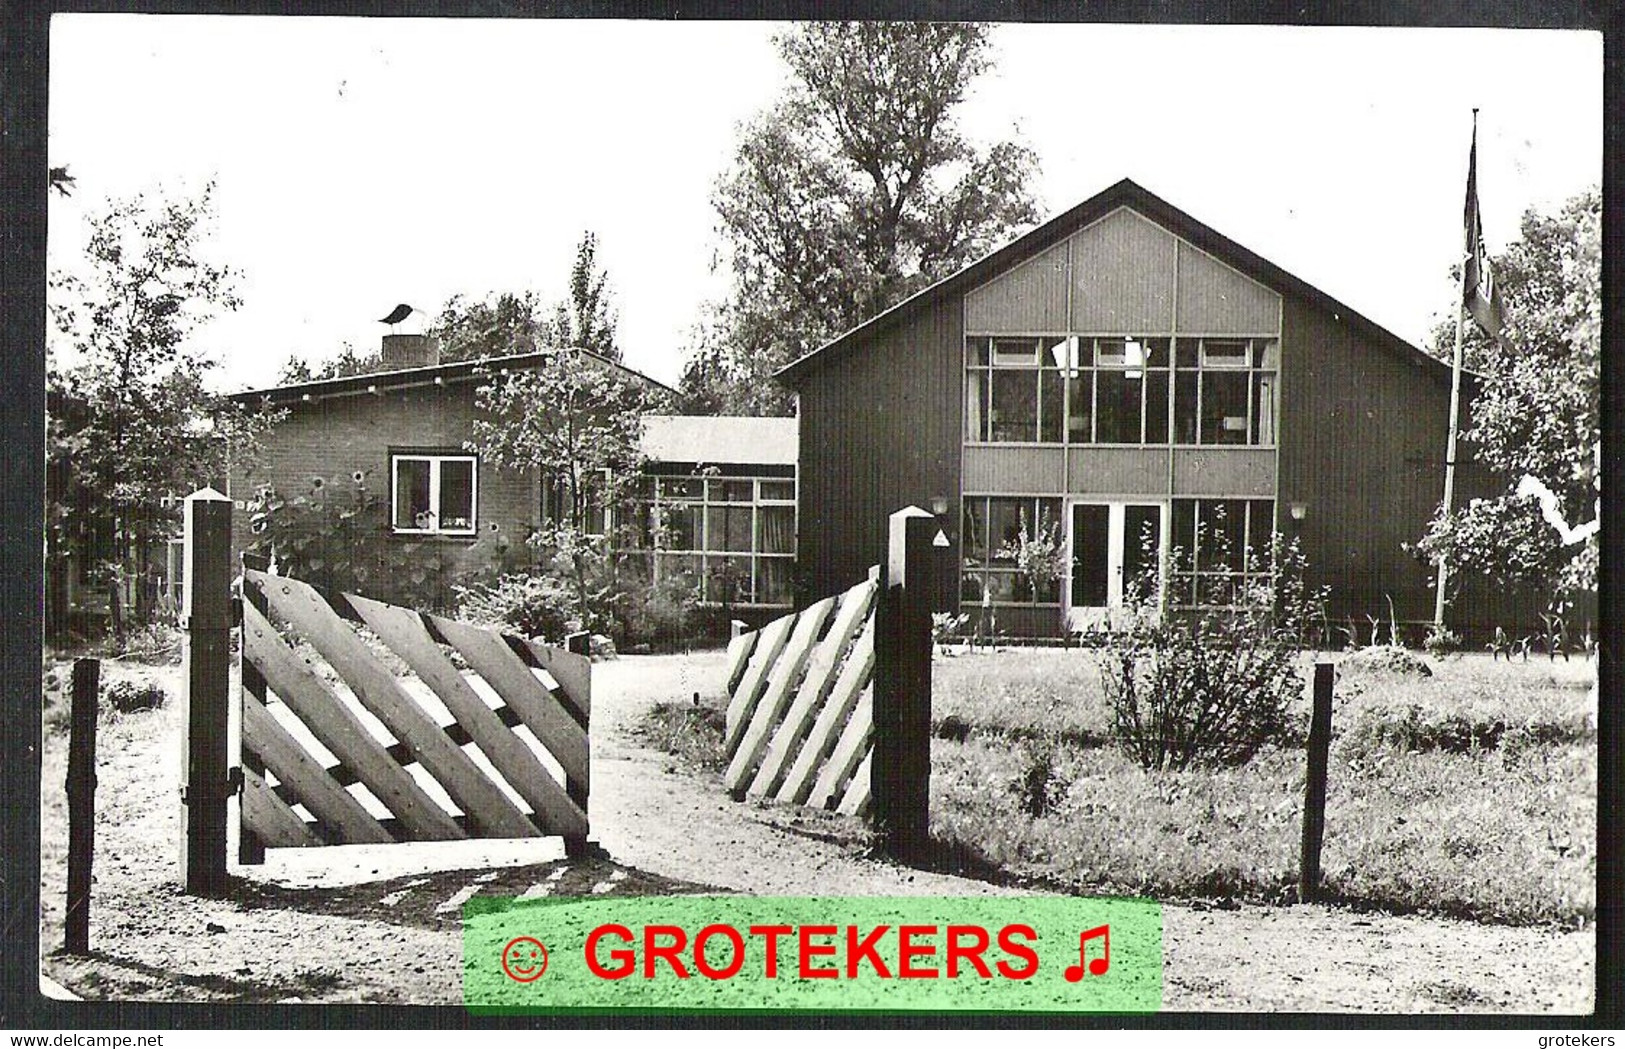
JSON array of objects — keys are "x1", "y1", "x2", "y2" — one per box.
[
  {"x1": 872, "y1": 505, "x2": 939, "y2": 860},
  {"x1": 1299, "y1": 661, "x2": 1335, "y2": 903},
  {"x1": 64, "y1": 657, "x2": 99, "y2": 954},
  {"x1": 181, "y1": 487, "x2": 234, "y2": 896}
]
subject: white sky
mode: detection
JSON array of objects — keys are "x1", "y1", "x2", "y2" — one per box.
[{"x1": 46, "y1": 17, "x2": 1601, "y2": 392}]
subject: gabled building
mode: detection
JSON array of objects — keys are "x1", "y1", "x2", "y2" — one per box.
[
  {"x1": 779, "y1": 178, "x2": 1521, "y2": 640},
  {"x1": 227, "y1": 337, "x2": 798, "y2": 614}
]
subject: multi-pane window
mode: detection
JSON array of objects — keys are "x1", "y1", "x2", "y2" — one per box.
[
  {"x1": 539, "y1": 471, "x2": 612, "y2": 538},
  {"x1": 1171, "y1": 338, "x2": 1279, "y2": 445},
  {"x1": 1169, "y1": 498, "x2": 1275, "y2": 608},
  {"x1": 965, "y1": 335, "x2": 1277, "y2": 446},
  {"x1": 633, "y1": 474, "x2": 796, "y2": 607},
  {"x1": 960, "y1": 496, "x2": 1063, "y2": 605},
  {"x1": 391, "y1": 453, "x2": 476, "y2": 534}
]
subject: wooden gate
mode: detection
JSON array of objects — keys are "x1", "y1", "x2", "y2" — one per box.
[
  {"x1": 721, "y1": 573, "x2": 878, "y2": 814},
  {"x1": 719, "y1": 506, "x2": 939, "y2": 861},
  {"x1": 237, "y1": 568, "x2": 591, "y2": 855}
]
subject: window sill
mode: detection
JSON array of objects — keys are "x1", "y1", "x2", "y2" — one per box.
[
  {"x1": 964, "y1": 441, "x2": 1279, "y2": 450},
  {"x1": 390, "y1": 530, "x2": 480, "y2": 542},
  {"x1": 960, "y1": 601, "x2": 1063, "y2": 609}
]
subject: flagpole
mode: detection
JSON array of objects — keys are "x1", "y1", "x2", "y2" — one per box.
[{"x1": 1433, "y1": 108, "x2": 1476, "y2": 629}]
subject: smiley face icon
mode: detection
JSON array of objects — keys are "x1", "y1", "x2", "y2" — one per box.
[{"x1": 501, "y1": 936, "x2": 549, "y2": 982}]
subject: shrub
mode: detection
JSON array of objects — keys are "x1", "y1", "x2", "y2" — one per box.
[
  {"x1": 1423, "y1": 623, "x2": 1462, "y2": 659},
  {"x1": 1096, "y1": 525, "x2": 1324, "y2": 771},
  {"x1": 616, "y1": 568, "x2": 707, "y2": 651},
  {"x1": 106, "y1": 679, "x2": 167, "y2": 714},
  {"x1": 114, "y1": 621, "x2": 182, "y2": 665},
  {"x1": 246, "y1": 476, "x2": 516, "y2": 611},
  {"x1": 636, "y1": 700, "x2": 727, "y2": 771},
  {"x1": 455, "y1": 572, "x2": 577, "y2": 643},
  {"x1": 1341, "y1": 645, "x2": 1433, "y2": 678}
]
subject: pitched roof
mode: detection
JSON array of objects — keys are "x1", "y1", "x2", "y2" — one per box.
[
  {"x1": 776, "y1": 178, "x2": 1461, "y2": 386},
  {"x1": 229, "y1": 346, "x2": 677, "y2": 406},
  {"x1": 640, "y1": 414, "x2": 797, "y2": 467}
]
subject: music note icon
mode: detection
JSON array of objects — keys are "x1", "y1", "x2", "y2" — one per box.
[{"x1": 1063, "y1": 924, "x2": 1110, "y2": 982}]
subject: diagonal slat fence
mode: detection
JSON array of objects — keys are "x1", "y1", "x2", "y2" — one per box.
[
  {"x1": 236, "y1": 566, "x2": 591, "y2": 856},
  {"x1": 722, "y1": 572, "x2": 880, "y2": 816}
]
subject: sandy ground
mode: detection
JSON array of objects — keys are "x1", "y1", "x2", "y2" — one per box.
[{"x1": 36, "y1": 651, "x2": 1595, "y2": 1013}]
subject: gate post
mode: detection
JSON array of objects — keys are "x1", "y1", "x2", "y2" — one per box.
[
  {"x1": 1299, "y1": 662, "x2": 1335, "y2": 903},
  {"x1": 872, "y1": 505, "x2": 940, "y2": 860},
  {"x1": 181, "y1": 487, "x2": 234, "y2": 896},
  {"x1": 64, "y1": 657, "x2": 100, "y2": 954}
]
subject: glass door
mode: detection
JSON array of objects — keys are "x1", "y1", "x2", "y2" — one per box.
[{"x1": 1067, "y1": 501, "x2": 1164, "y2": 631}]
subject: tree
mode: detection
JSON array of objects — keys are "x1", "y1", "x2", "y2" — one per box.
[
  {"x1": 276, "y1": 341, "x2": 381, "y2": 383},
  {"x1": 277, "y1": 235, "x2": 620, "y2": 383},
  {"x1": 48, "y1": 182, "x2": 280, "y2": 641},
  {"x1": 430, "y1": 290, "x2": 549, "y2": 364},
  {"x1": 1415, "y1": 187, "x2": 1599, "y2": 607},
  {"x1": 682, "y1": 22, "x2": 1042, "y2": 415},
  {"x1": 550, "y1": 232, "x2": 619, "y2": 361},
  {"x1": 466, "y1": 351, "x2": 660, "y2": 628}
]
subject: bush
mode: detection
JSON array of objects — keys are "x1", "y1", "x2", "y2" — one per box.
[
  {"x1": 106, "y1": 679, "x2": 167, "y2": 714},
  {"x1": 114, "y1": 621, "x2": 182, "y2": 665},
  {"x1": 1423, "y1": 623, "x2": 1462, "y2": 659},
  {"x1": 615, "y1": 568, "x2": 707, "y2": 651},
  {"x1": 246, "y1": 476, "x2": 516, "y2": 611},
  {"x1": 455, "y1": 572, "x2": 577, "y2": 643},
  {"x1": 636, "y1": 700, "x2": 727, "y2": 771},
  {"x1": 1096, "y1": 525, "x2": 1324, "y2": 771},
  {"x1": 1341, "y1": 644, "x2": 1433, "y2": 678}
]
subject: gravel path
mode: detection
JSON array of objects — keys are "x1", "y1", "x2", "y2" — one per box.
[{"x1": 36, "y1": 652, "x2": 1595, "y2": 1012}]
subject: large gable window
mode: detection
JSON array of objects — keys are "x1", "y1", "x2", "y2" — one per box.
[
  {"x1": 965, "y1": 335, "x2": 1277, "y2": 447},
  {"x1": 391, "y1": 452, "x2": 477, "y2": 535}
]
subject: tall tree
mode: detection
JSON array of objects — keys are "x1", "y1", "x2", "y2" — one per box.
[
  {"x1": 467, "y1": 351, "x2": 655, "y2": 625},
  {"x1": 1415, "y1": 187, "x2": 1599, "y2": 605},
  {"x1": 550, "y1": 232, "x2": 620, "y2": 360},
  {"x1": 683, "y1": 22, "x2": 1041, "y2": 414},
  {"x1": 431, "y1": 289, "x2": 549, "y2": 363},
  {"x1": 48, "y1": 182, "x2": 280, "y2": 640}
]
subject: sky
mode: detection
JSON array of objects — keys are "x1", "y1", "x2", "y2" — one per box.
[{"x1": 46, "y1": 17, "x2": 1602, "y2": 393}]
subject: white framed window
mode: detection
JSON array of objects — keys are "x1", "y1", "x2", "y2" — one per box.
[{"x1": 391, "y1": 452, "x2": 477, "y2": 535}]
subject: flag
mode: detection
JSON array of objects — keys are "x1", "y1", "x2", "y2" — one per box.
[{"x1": 1463, "y1": 121, "x2": 1505, "y2": 339}]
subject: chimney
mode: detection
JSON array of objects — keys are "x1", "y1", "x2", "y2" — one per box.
[{"x1": 380, "y1": 334, "x2": 440, "y2": 370}]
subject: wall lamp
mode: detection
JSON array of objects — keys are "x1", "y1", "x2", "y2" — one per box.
[{"x1": 1289, "y1": 502, "x2": 1308, "y2": 522}]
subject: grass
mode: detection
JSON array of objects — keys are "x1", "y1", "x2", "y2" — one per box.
[
  {"x1": 634, "y1": 699, "x2": 729, "y2": 772},
  {"x1": 641, "y1": 647, "x2": 1595, "y2": 924},
  {"x1": 930, "y1": 648, "x2": 1596, "y2": 926}
]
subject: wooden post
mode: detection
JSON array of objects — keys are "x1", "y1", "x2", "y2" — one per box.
[
  {"x1": 872, "y1": 506, "x2": 939, "y2": 860},
  {"x1": 181, "y1": 488, "x2": 234, "y2": 896},
  {"x1": 1299, "y1": 662, "x2": 1335, "y2": 903},
  {"x1": 64, "y1": 657, "x2": 99, "y2": 954}
]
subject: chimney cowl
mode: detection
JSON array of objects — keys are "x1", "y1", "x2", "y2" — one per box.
[{"x1": 380, "y1": 333, "x2": 440, "y2": 370}]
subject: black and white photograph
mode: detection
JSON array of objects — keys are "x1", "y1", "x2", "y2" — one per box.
[{"x1": 16, "y1": 9, "x2": 1608, "y2": 1024}]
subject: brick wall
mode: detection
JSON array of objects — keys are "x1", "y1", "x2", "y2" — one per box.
[{"x1": 229, "y1": 381, "x2": 538, "y2": 606}]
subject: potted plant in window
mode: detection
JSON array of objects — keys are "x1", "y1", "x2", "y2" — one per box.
[{"x1": 998, "y1": 516, "x2": 1068, "y2": 634}]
